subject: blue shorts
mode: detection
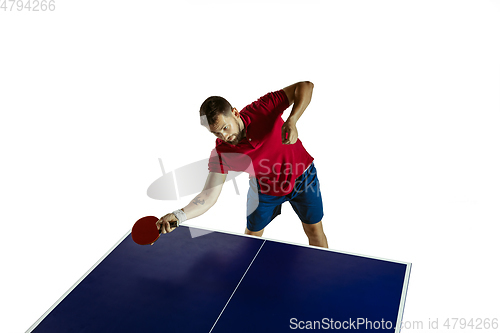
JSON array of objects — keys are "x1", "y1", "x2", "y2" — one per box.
[{"x1": 246, "y1": 162, "x2": 324, "y2": 232}]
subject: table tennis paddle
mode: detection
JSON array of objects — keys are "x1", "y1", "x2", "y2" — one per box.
[{"x1": 131, "y1": 216, "x2": 178, "y2": 245}]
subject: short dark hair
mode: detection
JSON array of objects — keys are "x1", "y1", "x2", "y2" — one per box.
[{"x1": 200, "y1": 96, "x2": 232, "y2": 126}]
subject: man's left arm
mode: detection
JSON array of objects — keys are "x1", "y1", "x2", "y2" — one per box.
[{"x1": 281, "y1": 81, "x2": 314, "y2": 144}]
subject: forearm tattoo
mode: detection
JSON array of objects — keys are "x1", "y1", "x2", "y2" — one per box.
[{"x1": 193, "y1": 196, "x2": 205, "y2": 205}]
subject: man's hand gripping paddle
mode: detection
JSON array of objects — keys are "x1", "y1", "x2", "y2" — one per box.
[{"x1": 131, "y1": 216, "x2": 179, "y2": 245}]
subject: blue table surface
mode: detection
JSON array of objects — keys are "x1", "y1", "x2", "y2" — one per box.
[{"x1": 29, "y1": 226, "x2": 411, "y2": 333}]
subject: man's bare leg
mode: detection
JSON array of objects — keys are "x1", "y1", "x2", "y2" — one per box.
[
  {"x1": 245, "y1": 227, "x2": 265, "y2": 237},
  {"x1": 302, "y1": 221, "x2": 328, "y2": 248}
]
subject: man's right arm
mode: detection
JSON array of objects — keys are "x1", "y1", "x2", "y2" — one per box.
[
  {"x1": 182, "y1": 171, "x2": 227, "y2": 219},
  {"x1": 157, "y1": 172, "x2": 227, "y2": 233}
]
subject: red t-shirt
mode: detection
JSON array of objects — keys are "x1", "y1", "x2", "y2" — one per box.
[{"x1": 208, "y1": 89, "x2": 314, "y2": 196}]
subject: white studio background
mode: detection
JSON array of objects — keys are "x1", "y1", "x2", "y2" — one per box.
[{"x1": 1, "y1": 0, "x2": 499, "y2": 332}]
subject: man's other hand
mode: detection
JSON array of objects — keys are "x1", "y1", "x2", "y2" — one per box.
[{"x1": 282, "y1": 120, "x2": 298, "y2": 144}]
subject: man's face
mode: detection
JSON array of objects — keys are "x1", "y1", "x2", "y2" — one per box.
[{"x1": 205, "y1": 109, "x2": 245, "y2": 145}]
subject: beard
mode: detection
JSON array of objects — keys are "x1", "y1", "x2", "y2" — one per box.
[
  {"x1": 226, "y1": 122, "x2": 246, "y2": 145},
  {"x1": 227, "y1": 130, "x2": 244, "y2": 145}
]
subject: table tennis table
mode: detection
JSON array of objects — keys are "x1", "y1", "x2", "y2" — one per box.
[{"x1": 27, "y1": 224, "x2": 411, "y2": 332}]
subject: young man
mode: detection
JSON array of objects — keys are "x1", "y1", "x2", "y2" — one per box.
[{"x1": 157, "y1": 81, "x2": 328, "y2": 248}]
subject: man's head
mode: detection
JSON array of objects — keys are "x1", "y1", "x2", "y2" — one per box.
[{"x1": 200, "y1": 96, "x2": 245, "y2": 145}]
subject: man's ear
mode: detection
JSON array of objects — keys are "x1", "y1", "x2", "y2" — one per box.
[{"x1": 232, "y1": 108, "x2": 240, "y2": 118}]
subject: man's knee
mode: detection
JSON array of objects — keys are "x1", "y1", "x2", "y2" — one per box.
[
  {"x1": 302, "y1": 221, "x2": 328, "y2": 248},
  {"x1": 302, "y1": 221, "x2": 325, "y2": 237}
]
